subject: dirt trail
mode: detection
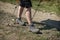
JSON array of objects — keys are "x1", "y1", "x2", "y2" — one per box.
[
  {"x1": 0, "y1": 1, "x2": 60, "y2": 22},
  {"x1": 0, "y1": 1, "x2": 60, "y2": 40}
]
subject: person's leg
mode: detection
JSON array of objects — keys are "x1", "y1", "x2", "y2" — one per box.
[
  {"x1": 25, "y1": 7, "x2": 32, "y2": 25},
  {"x1": 16, "y1": 6, "x2": 24, "y2": 25},
  {"x1": 25, "y1": 7, "x2": 39, "y2": 32},
  {"x1": 18, "y1": 6, "x2": 24, "y2": 19}
]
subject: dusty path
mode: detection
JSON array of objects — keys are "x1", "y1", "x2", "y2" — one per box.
[
  {"x1": 0, "y1": 1, "x2": 60, "y2": 22},
  {"x1": 0, "y1": 1, "x2": 60, "y2": 40}
]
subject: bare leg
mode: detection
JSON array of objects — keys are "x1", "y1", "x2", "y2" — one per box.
[
  {"x1": 25, "y1": 7, "x2": 32, "y2": 25},
  {"x1": 18, "y1": 6, "x2": 24, "y2": 18},
  {"x1": 16, "y1": 6, "x2": 24, "y2": 25},
  {"x1": 25, "y1": 8, "x2": 39, "y2": 32}
]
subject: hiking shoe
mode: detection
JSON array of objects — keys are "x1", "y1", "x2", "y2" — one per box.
[
  {"x1": 29, "y1": 24, "x2": 39, "y2": 33},
  {"x1": 16, "y1": 18, "x2": 25, "y2": 26}
]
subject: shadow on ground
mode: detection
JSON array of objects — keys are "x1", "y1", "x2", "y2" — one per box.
[
  {"x1": 33, "y1": 19, "x2": 60, "y2": 31},
  {"x1": 0, "y1": 10, "x2": 60, "y2": 40}
]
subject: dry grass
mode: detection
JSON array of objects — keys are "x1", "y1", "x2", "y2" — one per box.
[
  {"x1": 0, "y1": 1, "x2": 60, "y2": 40},
  {"x1": 0, "y1": 10, "x2": 60, "y2": 40}
]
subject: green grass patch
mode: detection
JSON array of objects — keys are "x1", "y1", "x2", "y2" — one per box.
[
  {"x1": 0, "y1": 0, "x2": 60, "y2": 15},
  {"x1": 0, "y1": 0, "x2": 16, "y2": 4},
  {"x1": 32, "y1": 1, "x2": 60, "y2": 15}
]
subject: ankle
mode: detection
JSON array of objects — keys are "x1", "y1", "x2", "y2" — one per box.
[
  {"x1": 18, "y1": 17, "x2": 21, "y2": 20},
  {"x1": 29, "y1": 23, "x2": 34, "y2": 26}
]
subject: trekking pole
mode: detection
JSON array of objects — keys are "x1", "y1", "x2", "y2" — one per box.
[
  {"x1": 32, "y1": 0, "x2": 42, "y2": 20},
  {"x1": 13, "y1": 6, "x2": 17, "y2": 15},
  {"x1": 13, "y1": 3, "x2": 19, "y2": 16},
  {"x1": 13, "y1": 0, "x2": 20, "y2": 16}
]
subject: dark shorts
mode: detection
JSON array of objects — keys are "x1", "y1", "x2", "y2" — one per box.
[{"x1": 20, "y1": 0, "x2": 32, "y2": 8}]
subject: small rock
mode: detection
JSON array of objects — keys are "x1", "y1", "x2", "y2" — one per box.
[{"x1": 12, "y1": 19, "x2": 14, "y2": 21}]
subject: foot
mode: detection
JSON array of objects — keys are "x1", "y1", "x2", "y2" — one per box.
[
  {"x1": 16, "y1": 18, "x2": 25, "y2": 26},
  {"x1": 29, "y1": 24, "x2": 39, "y2": 33}
]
